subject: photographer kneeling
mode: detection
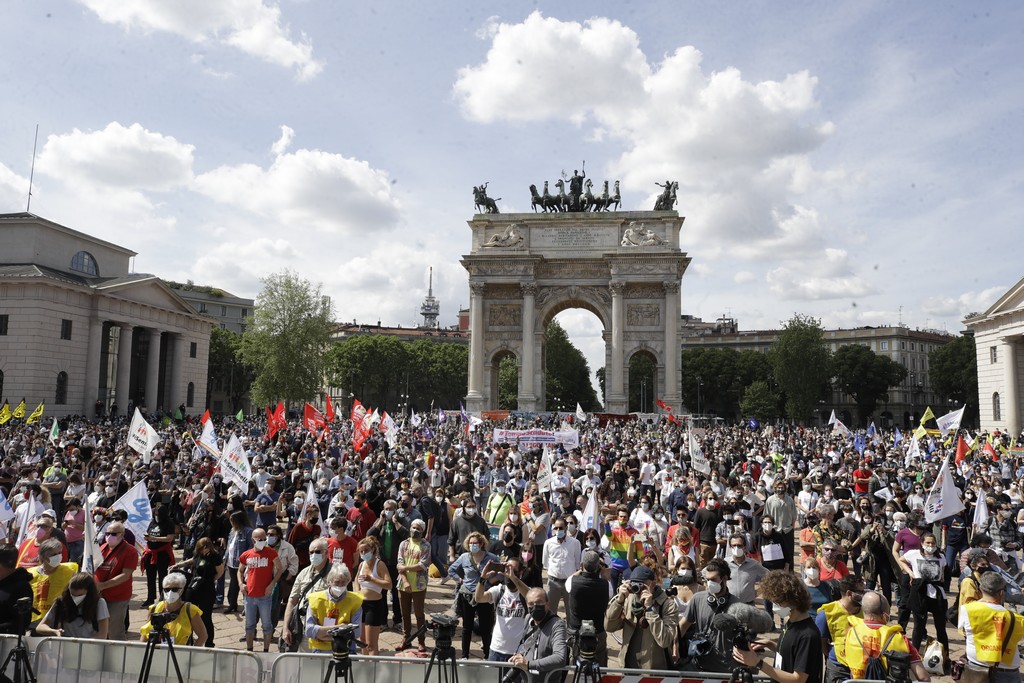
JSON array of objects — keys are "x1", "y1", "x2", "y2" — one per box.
[
  {"x1": 605, "y1": 564, "x2": 677, "y2": 669},
  {"x1": 732, "y1": 570, "x2": 822, "y2": 683},
  {"x1": 507, "y1": 588, "x2": 567, "y2": 683}
]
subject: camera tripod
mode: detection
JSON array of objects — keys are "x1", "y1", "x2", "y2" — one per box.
[
  {"x1": 138, "y1": 625, "x2": 184, "y2": 683},
  {"x1": 572, "y1": 657, "x2": 600, "y2": 683},
  {"x1": 0, "y1": 630, "x2": 36, "y2": 683},
  {"x1": 321, "y1": 649, "x2": 354, "y2": 683}
]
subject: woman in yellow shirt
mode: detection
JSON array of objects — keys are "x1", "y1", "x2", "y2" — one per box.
[{"x1": 139, "y1": 573, "x2": 207, "y2": 645}]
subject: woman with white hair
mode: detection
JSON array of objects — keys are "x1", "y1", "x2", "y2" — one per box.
[
  {"x1": 305, "y1": 563, "x2": 364, "y2": 653},
  {"x1": 139, "y1": 571, "x2": 207, "y2": 645}
]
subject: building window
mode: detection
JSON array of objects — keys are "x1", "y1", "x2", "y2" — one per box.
[
  {"x1": 69, "y1": 251, "x2": 99, "y2": 276},
  {"x1": 910, "y1": 342, "x2": 916, "y2": 351},
  {"x1": 911, "y1": 357, "x2": 916, "y2": 369},
  {"x1": 186, "y1": 382, "x2": 195, "y2": 408},
  {"x1": 993, "y1": 392, "x2": 1001, "y2": 421},
  {"x1": 60, "y1": 319, "x2": 73, "y2": 340},
  {"x1": 189, "y1": 341, "x2": 197, "y2": 358},
  {"x1": 881, "y1": 341, "x2": 889, "y2": 351},
  {"x1": 901, "y1": 341, "x2": 906, "y2": 350},
  {"x1": 219, "y1": 323, "x2": 226, "y2": 329},
  {"x1": 55, "y1": 371, "x2": 68, "y2": 405},
  {"x1": 0, "y1": 314, "x2": 7, "y2": 335},
  {"x1": 198, "y1": 303, "x2": 207, "y2": 313},
  {"x1": 242, "y1": 308, "x2": 249, "y2": 318},
  {"x1": 991, "y1": 346, "x2": 998, "y2": 364},
  {"x1": 220, "y1": 305, "x2": 227, "y2": 316}
]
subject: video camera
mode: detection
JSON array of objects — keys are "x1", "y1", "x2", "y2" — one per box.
[
  {"x1": 327, "y1": 623, "x2": 367, "y2": 654},
  {"x1": 883, "y1": 650, "x2": 912, "y2": 683},
  {"x1": 148, "y1": 610, "x2": 177, "y2": 631},
  {"x1": 427, "y1": 612, "x2": 458, "y2": 647}
]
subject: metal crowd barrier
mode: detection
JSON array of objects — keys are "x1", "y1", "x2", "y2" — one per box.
[
  {"x1": 270, "y1": 652, "x2": 521, "y2": 683},
  {"x1": 32, "y1": 636, "x2": 264, "y2": 683},
  {"x1": 540, "y1": 665, "x2": 775, "y2": 683}
]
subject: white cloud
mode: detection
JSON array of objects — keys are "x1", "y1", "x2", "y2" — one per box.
[
  {"x1": 193, "y1": 146, "x2": 401, "y2": 236},
  {"x1": 0, "y1": 162, "x2": 29, "y2": 211},
  {"x1": 270, "y1": 125, "x2": 295, "y2": 157},
  {"x1": 733, "y1": 271, "x2": 755, "y2": 284},
  {"x1": 78, "y1": 0, "x2": 323, "y2": 80},
  {"x1": 766, "y1": 267, "x2": 875, "y2": 301},
  {"x1": 921, "y1": 286, "x2": 1006, "y2": 319}
]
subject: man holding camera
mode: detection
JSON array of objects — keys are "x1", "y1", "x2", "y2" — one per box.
[
  {"x1": 0, "y1": 545, "x2": 32, "y2": 635},
  {"x1": 567, "y1": 550, "x2": 610, "y2": 666},
  {"x1": 476, "y1": 557, "x2": 530, "y2": 662},
  {"x1": 605, "y1": 565, "x2": 677, "y2": 669},
  {"x1": 507, "y1": 588, "x2": 567, "y2": 683}
]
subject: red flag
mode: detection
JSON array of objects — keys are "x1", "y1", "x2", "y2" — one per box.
[
  {"x1": 326, "y1": 394, "x2": 336, "y2": 422},
  {"x1": 667, "y1": 414, "x2": 680, "y2": 425},
  {"x1": 303, "y1": 403, "x2": 326, "y2": 432},
  {"x1": 266, "y1": 402, "x2": 286, "y2": 440},
  {"x1": 200, "y1": 409, "x2": 211, "y2": 424},
  {"x1": 955, "y1": 436, "x2": 969, "y2": 466},
  {"x1": 351, "y1": 400, "x2": 368, "y2": 450},
  {"x1": 983, "y1": 441, "x2": 999, "y2": 461},
  {"x1": 656, "y1": 398, "x2": 672, "y2": 413}
]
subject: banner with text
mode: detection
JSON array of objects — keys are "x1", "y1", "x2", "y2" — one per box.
[{"x1": 492, "y1": 428, "x2": 579, "y2": 449}]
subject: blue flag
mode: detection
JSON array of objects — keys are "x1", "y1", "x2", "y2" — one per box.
[
  {"x1": 854, "y1": 433, "x2": 866, "y2": 455},
  {"x1": 747, "y1": 418, "x2": 760, "y2": 430},
  {"x1": 893, "y1": 428, "x2": 903, "y2": 446}
]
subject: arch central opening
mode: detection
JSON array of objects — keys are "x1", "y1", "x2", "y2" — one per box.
[{"x1": 542, "y1": 307, "x2": 605, "y2": 412}]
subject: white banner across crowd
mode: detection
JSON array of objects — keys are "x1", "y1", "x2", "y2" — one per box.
[{"x1": 491, "y1": 428, "x2": 579, "y2": 449}]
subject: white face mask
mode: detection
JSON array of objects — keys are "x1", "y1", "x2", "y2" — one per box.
[
  {"x1": 46, "y1": 554, "x2": 61, "y2": 568},
  {"x1": 805, "y1": 568, "x2": 820, "y2": 581},
  {"x1": 731, "y1": 547, "x2": 745, "y2": 559},
  {"x1": 254, "y1": 540, "x2": 267, "y2": 551},
  {"x1": 586, "y1": 540, "x2": 597, "y2": 549},
  {"x1": 71, "y1": 593, "x2": 87, "y2": 606},
  {"x1": 774, "y1": 604, "x2": 792, "y2": 619},
  {"x1": 164, "y1": 590, "x2": 182, "y2": 604},
  {"x1": 329, "y1": 585, "x2": 346, "y2": 600},
  {"x1": 706, "y1": 580, "x2": 722, "y2": 595},
  {"x1": 762, "y1": 524, "x2": 774, "y2": 533},
  {"x1": 310, "y1": 552, "x2": 325, "y2": 567}
]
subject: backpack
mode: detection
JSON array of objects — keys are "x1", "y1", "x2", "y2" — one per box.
[{"x1": 852, "y1": 628, "x2": 900, "y2": 680}]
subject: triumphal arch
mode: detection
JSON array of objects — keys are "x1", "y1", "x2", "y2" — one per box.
[{"x1": 462, "y1": 178, "x2": 691, "y2": 414}]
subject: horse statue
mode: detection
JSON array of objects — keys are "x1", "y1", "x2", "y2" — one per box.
[
  {"x1": 474, "y1": 182, "x2": 500, "y2": 214},
  {"x1": 653, "y1": 180, "x2": 678, "y2": 211},
  {"x1": 553, "y1": 179, "x2": 570, "y2": 213},
  {"x1": 529, "y1": 184, "x2": 545, "y2": 212},
  {"x1": 595, "y1": 180, "x2": 611, "y2": 211},
  {"x1": 582, "y1": 179, "x2": 598, "y2": 212},
  {"x1": 606, "y1": 180, "x2": 621, "y2": 211}
]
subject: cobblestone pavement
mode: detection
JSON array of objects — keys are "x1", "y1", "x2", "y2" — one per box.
[{"x1": 121, "y1": 563, "x2": 970, "y2": 683}]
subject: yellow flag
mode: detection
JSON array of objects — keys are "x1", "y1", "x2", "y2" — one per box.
[
  {"x1": 12, "y1": 400, "x2": 26, "y2": 419},
  {"x1": 0, "y1": 403, "x2": 10, "y2": 425},
  {"x1": 913, "y1": 425, "x2": 928, "y2": 442},
  {"x1": 919, "y1": 406, "x2": 936, "y2": 425},
  {"x1": 26, "y1": 402, "x2": 45, "y2": 424}
]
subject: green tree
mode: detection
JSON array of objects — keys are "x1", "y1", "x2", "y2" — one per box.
[
  {"x1": 545, "y1": 321, "x2": 599, "y2": 411},
  {"x1": 768, "y1": 314, "x2": 832, "y2": 423},
  {"x1": 832, "y1": 344, "x2": 908, "y2": 425},
  {"x1": 680, "y1": 348, "x2": 741, "y2": 417},
  {"x1": 240, "y1": 270, "x2": 334, "y2": 408},
  {"x1": 928, "y1": 335, "x2": 978, "y2": 424},
  {"x1": 628, "y1": 353, "x2": 656, "y2": 412},
  {"x1": 497, "y1": 355, "x2": 519, "y2": 410},
  {"x1": 206, "y1": 327, "x2": 253, "y2": 413},
  {"x1": 740, "y1": 380, "x2": 781, "y2": 422}
]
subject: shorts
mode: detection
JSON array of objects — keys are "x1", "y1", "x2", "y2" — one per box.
[
  {"x1": 361, "y1": 596, "x2": 388, "y2": 627},
  {"x1": 245, "y1": 595, "x2": 273, "y2": 634}
]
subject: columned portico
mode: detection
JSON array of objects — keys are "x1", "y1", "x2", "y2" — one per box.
[
  {"x1": 115, "y1": 324, "x2": 134, "y2": 410},
  {"x1": 663, "y1": 281, "x2": 681, "y2": 409},
  {"x1": 83, "y1": 317, "x2": 103, "y2": 416},
  {"x1": 145, "y1": 329, "x2": 162, "y2": 413}
]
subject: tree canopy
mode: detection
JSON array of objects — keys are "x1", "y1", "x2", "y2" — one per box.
[
  {"x1": 545, "y1": 320, "x2": 600, "y2": 411},
  {"x1": 740, "y1": 380, "x2": 781, "y2": 422},
  {"x1": 928, "y1": 335, "x2": 978, "y2": 424},
  {"x1": 680, "y1": 347, "x2": 774, "y2": 419},
  {"x1": 768, "y1": 314, "x2": 831, "y2": 423},
  {"x1": 240, "y1": 270, "x2": 334, "y2": 408},
  {"x1": 831, "y1": 343, "x2": 908, "y2": 424},
  {"x1": 206, "y1": 327, "x2": 253, "y2": 413}
]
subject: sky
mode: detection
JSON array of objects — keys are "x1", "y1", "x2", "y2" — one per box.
[{"x1": 1, "y1": 1, "x2": 1021, "y2": 395}]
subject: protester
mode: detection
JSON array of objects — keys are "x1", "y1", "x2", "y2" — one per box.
[
  {"x1": 282, "y1": 537, "x2": 330, "y2": 652},
  {"x1": 507, "y1": 588, "x2": 567, "y2": 683},
  {"x1": 395, "y1": 518, "x2": 430, "y2": 653},
  {"x1": 139, "y1": 572, "x2": 207, "y2": 645},
  {"x1": 605, "y1": 563, "x2": 677, "y2": 669},
  {"x1": 305, "y1": 564, "x2": 363, "y2": 652},
  {"x1": 238, "y1": 526, "x2": 282, "y2": 652},
  {"x1": 958, "y1": 571, "x2": 1024, "y2": 683},
  {"x1": 354, "y1": 536, "x2": 391, "y2": 655},
  {"x1": 93, "y1": 521, "x2": 138, "y2": 640},
  {"x1": 476, "y1": 557, "x2": 530, "y2": 662},
  {"x1": 28, "y1": 538, "x2": 78, "y2": 625},
  {"x1": 35, "y1": 572, "x2": 108, "y2": 639},
  {"x1": 449, "y1": 531, "x2": 499, "y2": 659},
  {"x1": 178, "y1": 536, "x2": 224, "y2": 647}
]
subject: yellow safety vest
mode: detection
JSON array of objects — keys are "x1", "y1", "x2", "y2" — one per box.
[
  {"x1": 963, "y1": 602, "x2": 1024, "y2": 667},
  {"x1": 307, "y1": 590, "x2": 364, "y2": 651},
  {"x1": 840, "y1": 617, "x2": 909, "y2": 679},
  {"x1": 821, "y1": 600, "x2": 861, "y2": 663},
  {"x1": 139, "y1": 602, "x2": 200, "y2": 645}
]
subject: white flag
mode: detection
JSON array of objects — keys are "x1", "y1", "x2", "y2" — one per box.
[
  {"x1": 111, "y1": 481, "x2": 153, "y2": 553},
  {"x1": 410, "y1": 409, "x2": 422, "y2": 428},
  {"x1": 936, "y1": 406, "x2": 966, "y2": 437},
  {"x1": 219, "y1": 433, "x2": 253, "y2": 491},
  {"x1": 0, "y1": 489, "x2": 15, "y2": 525},
  {"x1": 828, "y1": 409, "x2": 837, "y2": 425},
  {"x1": 580, "y1": 491, "x2": 599, "y2": 532},
  {"x1": 81, "y1": 492, "x2": 104, "y2": 573},
  {"x1": 537, "y1": 447, "x2": 554, "y2": 493},
  {"x1": 298, "y1": 481, "x2": 329, "y2": 538},
  {"x1": 127, "y1": 408, "x2": 159, "y2": 457},
  {"x1": 48, "y1": 418, "x2": 60, "y2": 444},
  {"x1": 576, "y1": 403, "x2": 587, "y2": 423},
  {"x1": 924, "y1": 457, "x2": 965, "y2": 523},
  {"x1": 381, "y1": 412, "x2": 398, "y2": 448},
  {"x1": 197, "y1": 418, "x2": 220, "y2": 459},
  {"x1": 689, "y1": 429, "x2": 711, "y2": 475},
  {"x1": 972, "y1": 491, "x2": 989, "y2": 530},
  {"x1": 15, "y1": 493, "x2": 42, "y2": 547},
  {"x1": 832, "y1": 419, "x2": 851, "y2": 437},
  {"x1": 467, "y1": 415, "x2": 483, "y2": 434}
]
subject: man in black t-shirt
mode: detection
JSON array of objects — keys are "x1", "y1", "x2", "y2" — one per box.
[{"x1": 566, "y1": 551, "x2": 611, "y2": 665}]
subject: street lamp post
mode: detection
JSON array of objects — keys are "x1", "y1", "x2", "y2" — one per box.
[
  {"x1": 640, "y1": 378, "x2": 647, "y2": 413},
  {"x1": 696, "y1": 376, "x2": 703, "y2": 417}
]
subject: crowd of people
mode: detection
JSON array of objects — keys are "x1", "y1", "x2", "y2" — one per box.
[{"x1": 0, "y1": 409, "x2": 1023, "y2": 683}]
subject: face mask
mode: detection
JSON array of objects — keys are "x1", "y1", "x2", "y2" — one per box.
[
  {"x1": 106, "y1": 533, "x2": 121, "y2": 547},
  {"x1": 774, "y1": 604, "x2": 792, "y2": 620},
  {"x1": 494, "y1": 486, "x2": 505, "y2": 493},
  {"x1": 360, "y1": 550, "x2": 374, "y2": 563},
  {"x1": 310, "y1": 552, "x2": 325, "y2": 567},
  {"x1": 468, "y1": 543, "x2": 481, "y2": 554},
  {"x1": 509, "y1": 513, "x2": 519, "y2": 522},
  {"x1": 503, "y1": 532, "x2": 515, "y2": 543},
  {"x1": 267, "y1": 536, "x2": 278, "y2": 546},
  {"x1": 411, "y1": 529, "x2": 423, "y2": 539},
  {"x1": 94, "y1": 515, "x2": 104, "y2": 524},
  {"x1": 555, "y1": 529, "x2": 566, "y2": 540},
  {"x1": 678, "y1": 570, "x2": 694, "y2": 583},
  {"x1": 383, "y1": 510, "x2": 394, "y2": 520},
  {"x1": 586, "y1": 540, "x2": 597, "y2": 550},
  {"x1": 530, "y1": 604, "x2": 547, "y2": 622},
  {"x1": 567, "y1": 524, "x2": 577, "y2": 534},
  {"x1": 762, "y1": 523, "x2": 774, "y2": 533},
  {"x1": 687, "y1": 501, "x2": 696, "y2": 510},
  {"x1": 329, "y1": 585, "x2": 346, "y2": 600},
  {"x1": 164, "y1": 590, "x2": 182, "y2": 604},
  {"x1": 71, "y1": 593, "x2": 87, "y2": 606},
  {"x1": 731, "y1": 547, "x2": 745, "y2": 559},
  {"x1": 805, "y1": 568, "x2": 820, "y2": 581},
  {"x1": 105, "y1": 486, "x2": 114, "y2": 496},
  {"x1": 254, "y1": 540, "x2": 267, "y2": 551},
  {"x1": 922, "y1": 545, "x2": 936, "y2": 555},
  {"x1": 36, "y1": 527, "x2": 50, "y2": 540},
  {"x1": 641, "y1": 503, "x2": 650, "y2": 511},
  {"x1": 436, "y1": 496, "x2": 445, "y2": 503},
  {"x1": 803, "y1": 485, "x2": 811, "y2": 491},
  {"x1": 706, "y1": 580, "x2": 722, "y2": 595},
  {"x1": 464, "y1": 507, "x2": 477, "y2": 518}
]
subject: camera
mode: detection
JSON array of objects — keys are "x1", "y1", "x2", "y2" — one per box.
[
  {"x1": 577, "y1": 620, "x2": 598, "y2": 661},
  {"x1": 627, "y1": 581, "x2": 643, "y2": 594},
  {"x1": 665, "y1": 575, "x2": 688, "y2": 597},
  {"x1": 686, "y1": 636, "x2": 713, "y2": 659},
  {"x1": 328, "y1": 623, "x2": 366, "y2": 655},
  {"x1": 732, "y1": 624, "x2": 752, "y2": 651},
  {"x1": 148, "y1": 610, "x2": 177, "y2": 630},
  {"x1": 427, "y1": 612, "x2": 458, "y2": 648}
]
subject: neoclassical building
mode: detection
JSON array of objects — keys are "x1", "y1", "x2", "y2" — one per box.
[
  {"x1": 0, "y1": 213, "x2": 212, "y2": 418},
  {"x1": 965, "y1": 276, "x2": 1024, "y2": 436}
]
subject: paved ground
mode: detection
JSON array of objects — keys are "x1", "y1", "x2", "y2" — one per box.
[{"x1": 121, "y1": 565, "x2": 969, "y2": 682}]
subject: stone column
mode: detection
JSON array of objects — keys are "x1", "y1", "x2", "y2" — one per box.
[
  {"x1": 115, "y1": 324, "x2": 134, "y2": 411},
  {"x1": 519, "y1": 283, "x2": 537, "y2": 411},
  {"x1": 466, "y1": 282, "x2": 486, "y2": 411},
  {"x1": 663, "y1": 280, "x2": 681, "y2": 412},
  {"x1": 166, "y1": 334, "x2": 182, "y2": 411},
  {"x1": 1004, "y1": 340, "x2": 1020, "y2": 436},
  {"x1": 82, "y1": 318, "x2": 104, "y2": 416},
  {"x1": 145, "y1": 329, "x2": 162, "y2": 414},
  {"x1": 608, "y1": 281, "x2": 626, "y2": 413}
]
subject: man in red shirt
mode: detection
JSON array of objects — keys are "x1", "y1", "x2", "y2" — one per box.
[
  {"x1": 94, "y1": 521, "x2": 139, "y2": 640},
  {"x1": 345, "y1": 491, "x2": 376, "y2": 541},
  {"x1": 16, "y1": 517, "x2": 68, "y2": 569},
  {"x1": 239, "y1": 527, "x2": 282, "y2": 652},
  {"x1": 327, "y1": 517, "x2": 358, "y2": 575},
  {"x1": 852, "y1": 457, "x2": 873, "y2": 496}
]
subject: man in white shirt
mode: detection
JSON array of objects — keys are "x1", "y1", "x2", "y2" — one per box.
[
  {"x1": 542, "y1": 516, "x2": 582, "y2": 617},
  {"x1": 475, "y1": 557, "x2": 530, "y2": 662},
  {"x1": 572, "y1": 466, "x2": 601, "y2": 495}
]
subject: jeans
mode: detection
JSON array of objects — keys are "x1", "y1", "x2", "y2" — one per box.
[
  {"x1": 456, "y1": 593, "x2": 494, "y2": 658},
  {"x1": 245, "y1": 595, "x2": 274, "y2": 634}
]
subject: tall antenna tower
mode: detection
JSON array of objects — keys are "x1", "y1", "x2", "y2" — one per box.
[{"x1": 419, "y1": 267, "x2": 440, "y2": 328}]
